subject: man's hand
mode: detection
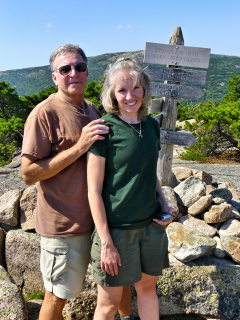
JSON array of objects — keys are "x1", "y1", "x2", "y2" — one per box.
[{"x1": 75, "y1": 119, "x2": 109, "y2": 154}]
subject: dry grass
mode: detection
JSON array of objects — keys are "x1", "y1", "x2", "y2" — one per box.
[{"x1": 198, "y1": 150, "x2": 240, "y2": 165}]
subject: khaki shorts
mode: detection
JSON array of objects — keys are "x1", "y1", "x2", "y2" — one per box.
[
  {"x1": 40, "y1": 234, "x2": 91, "y2": 299},
  {"x1": 91, "y1": 222, "x2": 169, "y2": 287}
]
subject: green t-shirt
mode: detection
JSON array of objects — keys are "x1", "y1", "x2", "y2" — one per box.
[{"x1": 89, "y1": 114, "x2": 161, "y2": 229}]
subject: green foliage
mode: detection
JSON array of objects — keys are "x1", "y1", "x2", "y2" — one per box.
[
  {"x1": 0, "y1": 78, "x2": 106, "y2": 166},
  {"x1": 0, "y1": 116, "x2": 23, "y2": 166},
  {"x1": 0, "y1": 81, "x2": 31, "y2": 121},
  {"x1": 222, "y1": 73, "x2": 240, "y2": 102},
  {"x1": 0, "y1": 82, "x2": 31, "y2": 165},
  {"x1": 0, "y1": 84, "x2": 60, "y2": 166},
  {"x1": 2, "y1": 52, "x2": 240, "y2": 104},
  {"x1": 84, "y1": 80, "x2": 101, "y2": 107},
  {"x1": 23, "y1": 85, "x2": 57, "y2": 108},
  {"x1": 24, "y1": 289, "x2": 45, "y2": 302},
  {"x1": 180, "y1": 73, "x2": 240, "y2": 160},
  {"x1": 84, "y1": 78, "x2": 106, "y2": 115}
]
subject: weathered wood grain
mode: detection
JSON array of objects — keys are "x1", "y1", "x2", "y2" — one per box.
[
  {"x1": 151, "y1": 83, "x2": 204, "y2": 99},
  {"x1": 157, "y1": 26, "x2": 184, "y2": 186},
  {"x1": 160, "y1": 130, "x2": 197, "y2": 146},
  {"x1": 148, "y1": 98, "x2": 163, "y2": 113},
  {"x1": 144, "y1": 65, "x2": 207, "y2": 85},
  {"x1": 144, "y1": 42, "x2": 211, "y2": 69}
]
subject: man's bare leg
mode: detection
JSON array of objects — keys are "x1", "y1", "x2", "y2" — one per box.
[
  {"x1": 39, "y1": 290, "x2": 67, "y2": 320},
  {"x1": 118, "y1": 286, "x2": 133, "y2": 319}
]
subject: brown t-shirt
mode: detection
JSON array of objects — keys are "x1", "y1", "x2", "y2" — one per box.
[{"x1": 22, "y1": 93, "x2": 101, "y2": 237}]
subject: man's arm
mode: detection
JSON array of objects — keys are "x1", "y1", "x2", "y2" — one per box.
[{"x1": 22, "y1": 119, "x2": 109, "y2": 185}]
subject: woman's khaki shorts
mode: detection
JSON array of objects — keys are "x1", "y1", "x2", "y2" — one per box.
[
  {"x1": 40, "y1": 234, "x2": 91, "y2": 299},
  {"x1": 91, "y1": 222, "x2": 169, "y2": 287}
]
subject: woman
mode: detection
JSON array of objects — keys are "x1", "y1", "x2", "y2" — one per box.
[{"x1": 87, "y1": 58, "x2": 173, "y2": 320}]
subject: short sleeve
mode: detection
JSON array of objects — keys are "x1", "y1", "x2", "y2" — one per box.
[
  {"x1": 150, "y1": 117, "x2": 161, "y2": 151},
  {"x1": 89, "y1": 135, "x2": 109, "y2": 158},
  {"x1": 22, "y1": 115, "x2": 51, "y2": 159}
]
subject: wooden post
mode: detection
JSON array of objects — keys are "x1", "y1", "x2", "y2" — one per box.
[{"x1": 157, "y1": 26, "x2": 184, "y2": 186}]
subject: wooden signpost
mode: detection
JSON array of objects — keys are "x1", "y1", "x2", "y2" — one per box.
[
  {"x1": 151, "y1": 83, "x2": 204, "y2": 100},
  {"x1": 144, "y1": 42, "x2": 211, "y2": 68},
  {"x1": 144, "y1": 27, "x2": 211, "y2": 186},
  {"x1": 144, "y1": 65, "x2": 207, "y2": 85}
]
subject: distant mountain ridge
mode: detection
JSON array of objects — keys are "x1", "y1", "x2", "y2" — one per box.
[{"x1": 1, "y1": 50, "x2": 240, "y2": 104}]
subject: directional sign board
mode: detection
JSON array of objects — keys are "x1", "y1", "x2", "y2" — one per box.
[
  {"x1": 144, "y1": 65, "x2": 207, "y2": 85},
  {"x1": 160, "y1": 129, "x2": 197, "y2": 146},
  {"x1": 151, "y1": 83, "x2": 204, "y2": 99},
  {"x1": 144, "y1": 42, "x2": 211, "y2": 69}
]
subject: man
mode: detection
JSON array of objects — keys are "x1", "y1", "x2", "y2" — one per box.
[{"x1": 21, "y1": 44, "x2": 133, "y2": 320}]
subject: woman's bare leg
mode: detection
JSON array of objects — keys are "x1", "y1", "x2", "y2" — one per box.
[
  {"x1": 94, "y1": 285, "x2": 124, "y2": 320},
  {"x1": 134, "y1": 273, "x2": 159, "y2": 320}
]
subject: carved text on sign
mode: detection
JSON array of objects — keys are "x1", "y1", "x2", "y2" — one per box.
[
  {"x1": 144, "y1": 42, "x2": 211, "y2": 69},
  {"x1": 144, "y1": 65, "x2": 207, "y2": 85},
  {"x1": 151, "y1": 83, "x2": 203, "y2": 99}
]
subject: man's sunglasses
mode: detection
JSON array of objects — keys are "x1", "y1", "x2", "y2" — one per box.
[{"x1": 55, "y1": 63, "x2": 87, "y2": 75}]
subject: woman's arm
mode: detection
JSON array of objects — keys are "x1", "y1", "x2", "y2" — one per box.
[
  {"x1": 87, "y1": 152, "x2": 121, "y2": 276},
  {"x1": 154, "y1": 176, "x2": 174, "y2": 226}
]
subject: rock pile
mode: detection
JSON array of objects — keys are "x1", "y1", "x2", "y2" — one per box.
[{"x1": 0, "y1": 157, "x2": 240, "y2": 319}]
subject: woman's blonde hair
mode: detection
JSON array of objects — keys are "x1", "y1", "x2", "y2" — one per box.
[{"x1": 101, "y1": 58, "x2": 152, "y2": 120}]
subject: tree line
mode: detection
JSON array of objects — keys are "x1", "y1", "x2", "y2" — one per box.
[
  {"x1": 0, "y1": 73, "x2": 240, "y2": 166},
  {"x1": 0, "y1": 80, "x2": 103, "y2": 166}
]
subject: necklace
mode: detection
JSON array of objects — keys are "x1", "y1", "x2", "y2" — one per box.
[{"x1": 127, "y1": 121, "x2": 143, "y2": 138}]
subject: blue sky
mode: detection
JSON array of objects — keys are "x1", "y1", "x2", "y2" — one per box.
[{"x1": 1, "y1": 0, "x2": 239, "y2": 71}]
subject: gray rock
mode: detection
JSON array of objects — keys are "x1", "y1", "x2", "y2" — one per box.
[
  {"x1": 218, "y1": 181, "x2": 233, "y2": 190},
  {"x1": 210, "y1": 188, "x2": 233, "y2": 203},
  {"x1": 219, "y1": 219, "x2": 240, "y2": 238},
  {"x1": 166, "y1": 222, "x2": 216, "y2": 262},
  {"x1": 231, "y1": 205, "x2": 240, "y2": 220},
  {"x1": 188, "y1": 195, "x2": 213, "y2": 216},
  {"x1": 212, "y1": 197, "x2": 226, "y2": 205},
  {"x1": 4, "y1": 149, "x2": 22, "y2": 169},
  {"x1": 5, "y1": 229, "x2": 44, "y2": 295},
  {"x1": 26, "y1": 299, "x2": 43, "y2": 320},
  {"x1": 169, "y1": 253, "x2": 238, "y2": 269},
  {"x1": 178, "y1": 214, "x2": 217, "y2": 238},
  {"x1": 0, "y1": 172, "x2": 27, "y2": 197},
  {"x1": 192, "y1": 169, "x2": 213, "y2": 185},
  {"x1": 20, "y1": 185, "x2": 37, "y2": 231},
  {"x1": 174, "y1": 176, "x2": 206, "y2": 207},
  {"x1": 221, "y1": 235, "x2": 240, "y2": 264},
  {"x1": 230, "y1": 199, "x2": 240, "y2": 212},
  {"x1": 229, "y1": 187, "x2": 240, "y2": 211},
  {"x1": 203, "y1": 204, "x2": 232, "y2": 224},
  {"x1": 0, "y1": 189, "x2": 24, "y2": 226},
  {"x1": 156, "y1": 265, "x2": 240, "y2": 319},
  {"x1": 213, "y1": 236, "x2": 226, "y2": 259},
  {"x1": 0, "y1": 266, "x2": 28, "y2": 320},
  {"x1": 172, "y1": 167, "x2": 192, "y2": 181},
  {"x1": 161, "y1": 186, "x2": 179, "y2": 220},
  {"x1": 206, "y1": 185, "x2": 216, "y2": 195},
  {"x1": 170, "y1": 171, "x2": 179, "y2": 188}
]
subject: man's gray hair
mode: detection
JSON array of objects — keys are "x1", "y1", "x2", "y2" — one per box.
[{"x1": 49, "y1": 44, "x2": 87, "y2": 71}]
